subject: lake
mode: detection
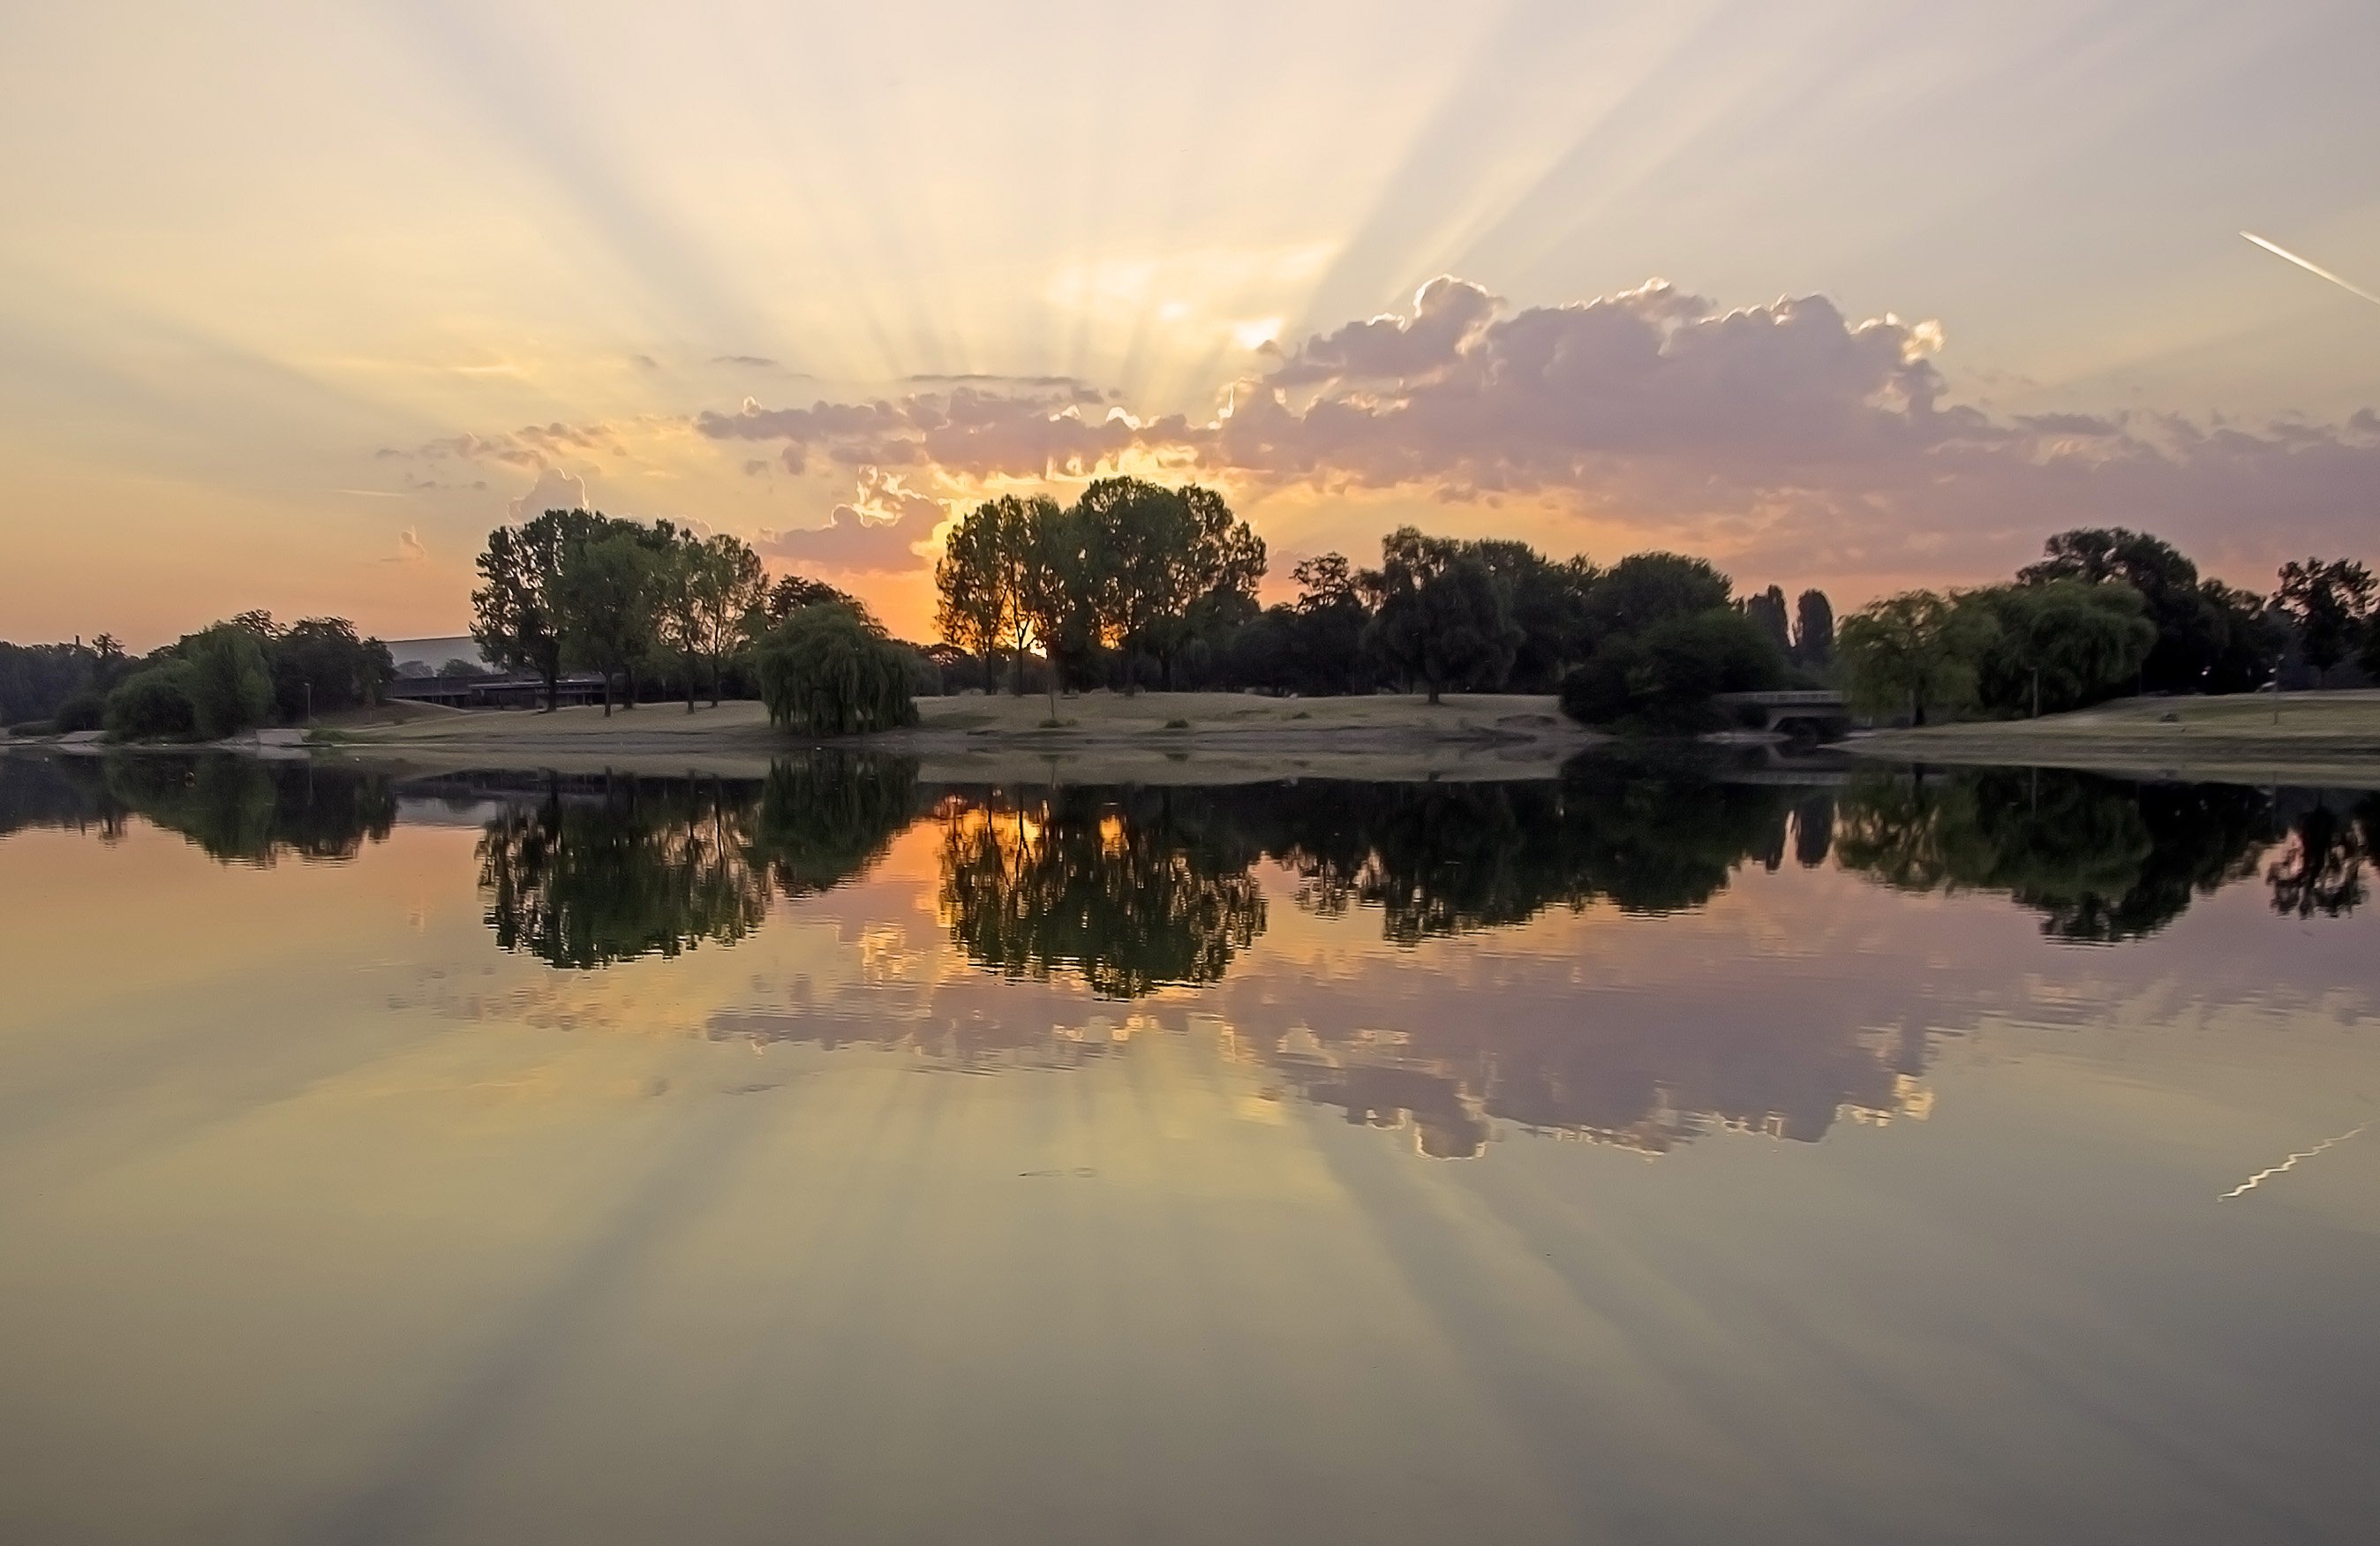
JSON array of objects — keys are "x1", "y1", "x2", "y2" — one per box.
[{"x1": 2, "y1": 750, "x2": 2375, "y2": 1544}]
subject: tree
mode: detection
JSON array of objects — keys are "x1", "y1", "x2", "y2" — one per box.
[
  {"x1": 768, "y1": 571, "x2": 864, "y2": 623},
  {"x1": 2274, "y1": 557, "x2": 2376, "y2": 686},
  {"x1": 1741, "y1": 584, "x2": 1791, "y2": 658},
  {"x1": 935, "y1": 498, "x2": 1020, "y2": 690},
  {"x1": 691, "y1": 534, "x2": 768, "y2": 707},
  {"x1": 1013, "y1": 497, "x2": 1096, "y2": 715},
  {"x1": 1584, "y1": 553, "x2": 1733, "y2": 641},
  {"x1": 1072, "y1": 478, "x2": 1264, "y2": 690},
  {"x1": 2021, "y1": 527, "x2": 2256, "y2": 693},
  {"x1": 268, "y1": 617, "x2": 395, "y2": 718},
  {"x1": 1971, "y1": 580, "x2": 2157, "y2": 717},
  {"x1": 753, "y1": 603, "x2": 920, "y2": 735},
  {"x1": 1836, "y1": 590, "x2": 1998, "y2": 726},
  {"x1": 1462, "y1": 542, "x2": 1596, "y2": 691},
  {"x1": 653, "y1": 530, "x2": 764, "y2": 711},
  {"x1": 1363, "y1": 528, "x2": 1523, "y2": 703},
  {"x1": 556, "y1": 521, "x2": 662, "y2": 715},
  {"x1": 179, "y1": 622, "x2": 275, "y2": 737},
  {"x1": 1793, "y1": 589, "x2": 1834, "y2": 668},
  {"x1": 1285, "y1": 552, "x2": 1372, "y2": 695},
  {"x1": 102, "y1": 667, "x2": 198, "y2": 739},
  {"x1": 472, "y1": 509, "x2": 584, "y2": 711},
  {"x1": 1557, "y1": 607, "x2": 1786, "y2": 730}
]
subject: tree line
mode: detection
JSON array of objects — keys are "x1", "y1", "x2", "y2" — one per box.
[
  {"x1": 933, "y1": 478, "x2": 1836, "y2": 717},
  {"x1": 2, "y1": 615, "x2": 395, "y2": 740},
  {"x1": 468, "y1": 508, "x2": 922, "y2": 732},
  {"x1": 1834, "y1": 529, "x2": 2371, "y2": 725}
]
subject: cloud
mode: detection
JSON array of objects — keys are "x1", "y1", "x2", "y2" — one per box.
[
  {"x1": 508, "y1": 464, "x2": 588, "y2": 520},
  {"x1": 757, "y1": 467, "x2": 945, "y2": 575},
  {"x1": 697, "y1": 379, "x2": 1154, "y2": 481},
  {"x1": 381, "y1": 526, "x2": 428, "y2": 564},
  {"x1": 713, "y1": 353, "x2": 779, "y2": 368},
  {"x1": 427, "y1": 275, "x2": 2380, "y2": 592}
]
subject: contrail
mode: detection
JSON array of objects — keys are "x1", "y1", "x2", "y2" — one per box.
[
  {"x1": 2241, "y1": 231, "x2": 2380, "y2": 306},
  {"x1": 2218, "y1": 1120, "x2": 2369, "y2": 1200}
]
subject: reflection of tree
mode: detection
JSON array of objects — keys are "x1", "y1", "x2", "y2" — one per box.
[
  {"x1": 1267, "y1": 767, "x2": 1796, "y2": 939},
  {"x1": 2266, "y1": 794, "x2": 2379, "y2": 918},
  {"x1": 746, "y1": 753, "x2": 918, "y2": 896},
  {"x1": 938, "y1": 788, "x2": 1267, "y2": 998},
  {"x1": 1834, "y1": 769, "x2": 2271, "y2": 941},
  {"x1": 0, "y1": 752, "x2": 394, "y2": 863},
  {"x1": 478, "y1": 758, "x2": 922, "y2": 969}
]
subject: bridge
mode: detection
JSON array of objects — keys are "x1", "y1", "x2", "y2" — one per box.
[{"x1": 1712, "y1": 690, "x2": 1852, "y2": 734}]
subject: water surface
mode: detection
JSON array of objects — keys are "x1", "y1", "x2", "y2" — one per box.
[{"x1": 2, "y1": 751, "x2": 2375, "y2": 1544}]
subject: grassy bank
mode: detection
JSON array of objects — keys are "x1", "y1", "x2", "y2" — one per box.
[
  {"x1": 314, "y1": 690, "x2": 1601, "y2": 784},
  {"x1": 1848, "y1": 689, "x2": 2380, "y2": 788}
]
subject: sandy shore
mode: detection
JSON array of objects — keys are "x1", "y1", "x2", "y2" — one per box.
[
  {"x1": 311, "y1": 690, "x2": 1606, "y2": 784},
  {"x1": 1846, "y1": 690, "x2": 2380, "y2": 788}
]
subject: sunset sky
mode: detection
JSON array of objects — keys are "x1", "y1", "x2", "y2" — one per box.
[{"x1": 4, "y1": 0, "x2": 2377, "y2": 647}]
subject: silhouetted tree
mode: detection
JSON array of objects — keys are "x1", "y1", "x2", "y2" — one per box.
[{"x1": 1362, "y1": 528, "x2": 1522, "y2": 702}]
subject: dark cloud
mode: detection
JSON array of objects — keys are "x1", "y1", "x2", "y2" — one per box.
[{"x1": 713, "y1": 353, "x2": 779, "y2": 368}]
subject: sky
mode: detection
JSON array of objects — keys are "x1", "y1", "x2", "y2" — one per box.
[{"x1": 3, "y1": 0, "x2": 2377, "y2": 648}]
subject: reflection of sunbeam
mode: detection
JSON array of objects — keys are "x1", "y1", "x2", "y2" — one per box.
[
  {"x1": 2241, "y1": 232, "x2": 2380, "y2": 306},
  {"x1": 2218, "y1": 1121, "x2": 2369, "y2": 1200}
]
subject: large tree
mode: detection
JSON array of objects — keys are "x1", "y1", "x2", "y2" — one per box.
[
  {"x1": 1362, "y1": 528, "x2": 1523, "y2": 703},
  {"x1": 471, "y1": 509, "x2": 589, "y2": 711},
  {"x1": 1971, "y1": 579, "x2": 2157, "y2": 716},
  {"x1": 656, "y1": 531, "x2": 768, "y2": 709},
  {"x1": 2274, "y1": 557, "x2": 2376, "y2": 686},
  {"x1": 555, "y1": 520, "x2": 662, "y2": 715},
  {"x1": 1741, "y1": 584, "x2": 1791, "y2": 658},
  {"x1": 1584, "y1": 552, "x2": 1733, "y2": 641},
  {"x1": 2020, "y1": 526, "x2": 2272, "y2": 693},
  {"x1": 935, "y1": 498, "x2": 1021, "y2": 690},
  {"x1": 1073, "y1": 478, "x2": 1264, "y2": 690},
  {"x1": 1836, "y1": 590, "x2": 1999, "y2": 726}
]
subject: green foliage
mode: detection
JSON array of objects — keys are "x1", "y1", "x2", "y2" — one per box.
[
  {"x1": 178, "y1": 622, "x2": 275, "y2": 737},
  {"x1": 1459, "y1": 541, "x2": 1599, "y2": 690},
  {"x1": 1835, "y1": 590, "x2": 1999, "y2": 725},
  {"x1": 755, "y1": 605, "x2": 920, "y2": 735},
  {"x1": 2022, "y1": 527, "x2": 2284, "y2": 692},
  {"x1": 558, "y1": 523, "x2": 665, "y2": 711},
  {"x1": 54, "y1": 690, "x2": 106, "y2": 733},
  {"x1": 103, "y1": 667, "x2": 198, "y2": 739},
  {"x1": 1363, "y1": 528, "x2": 1523, "y2": 702},
  {"x1": 1970, "y1": 579, "x2": 2156, "y2": 715},
  {"x1": 1559, "y1": 607, "x2": 1786, "y2": 730}
]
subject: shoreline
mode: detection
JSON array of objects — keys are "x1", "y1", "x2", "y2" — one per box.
[
  {"x1": 17, "y1": 688, "x2": 2380, "y2": 789},
  {"x1": 1842, "y1": 689, "x2": 2380, "y2": 788}
]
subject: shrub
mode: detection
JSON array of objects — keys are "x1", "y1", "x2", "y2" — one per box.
[
  {"x1": 104, "y1": 667, "x2": 200, "y2": 740},
  {"x1": 1559, "y1": 607, "x2": 1785, "y2": 732},
  {"x1": 53, "y1": 690, "x2": 106, "y2": 733},
  {"x1": 8, "y1": 719, "x2": 56, "y2": 737},
  {"x1": 753, "y1": 605, "x2": 920, "y2": 735}
]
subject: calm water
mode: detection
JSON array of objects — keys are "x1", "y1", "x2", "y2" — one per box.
[{"x1": 2, "y1": 750, "x2": 2376, "y2": 1544}]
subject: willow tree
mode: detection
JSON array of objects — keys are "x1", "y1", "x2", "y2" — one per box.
[{"x1": 755, "y1": 604, "x2": 919, "y2": 735}]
